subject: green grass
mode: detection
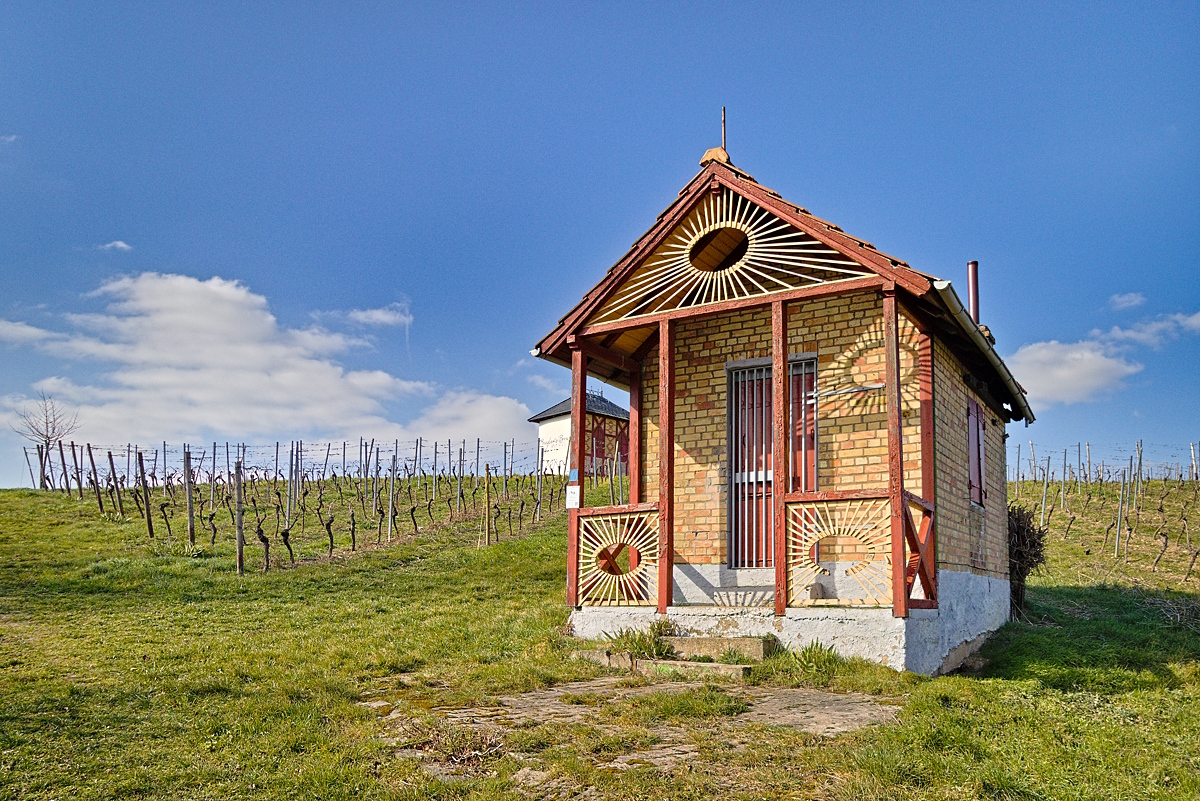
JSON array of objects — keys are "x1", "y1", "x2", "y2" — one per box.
[{"x1": 1, "y1": 479, "x2": 1198, "y2": 799}]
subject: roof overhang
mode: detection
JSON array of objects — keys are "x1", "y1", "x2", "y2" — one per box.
[{"x1": 533, "y1": 154, "x2": 1033, "y2": 424}]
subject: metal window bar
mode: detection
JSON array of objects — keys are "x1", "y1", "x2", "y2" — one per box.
[
  {"x1": 789, "y1": 358, "x2": 818, "y2": 493},
  {"x1": 728, "y1": 358, "x2": 819, "y2": 569},
  {"x1": 728, "y1": 365, "x2": 774, "y2": 568}
]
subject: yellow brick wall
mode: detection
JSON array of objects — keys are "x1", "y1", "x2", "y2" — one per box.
[
  {"x1": 932, "y1": 339, "x2": 1009, "y2": 578},
  {"x1": 629, "y1": 290, "x2": 1004, "y2": 574},
  {"x1": 634, "y1": 293, "x2": 917, "y2": 565}
]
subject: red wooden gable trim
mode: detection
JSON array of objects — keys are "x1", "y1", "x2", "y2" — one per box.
[{"x1": 535, "y1": 160, "x2": 931, "y2": 363}]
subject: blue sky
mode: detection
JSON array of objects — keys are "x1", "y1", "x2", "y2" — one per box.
[{"x1": 1, "y1": 3, "x2": 1198, "y2": 486}]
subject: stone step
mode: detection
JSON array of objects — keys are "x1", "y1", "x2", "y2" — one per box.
[
  {"x1": 664, "y1": 636, "x2": 779, "y2": 661},
  {"x1": 571, "y1": 649, "x2": 752, "y2": 679}
]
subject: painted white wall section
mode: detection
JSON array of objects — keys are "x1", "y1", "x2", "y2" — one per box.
[
  {"x1": 570, "y1": 569, "x2": 1010, "y2": 675},
  {"x1": 536, "y1": 416, "x2": 570, "y2": 472}
]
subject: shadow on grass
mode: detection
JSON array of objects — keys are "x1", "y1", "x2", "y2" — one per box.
[{"x1": 979, "y1": 583, "x2": 1200, "y2": 693}]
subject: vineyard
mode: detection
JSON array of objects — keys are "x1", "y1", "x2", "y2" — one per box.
[
  {"x1": 1, "y1": 440, "x2": 1198, "y2": 798},
  {"x1": 17, "y1": 437, "x2": 639, "y2": 574},
  {"x1": 1009, "y1": 440, "x2": 1200, "y2": 591}
]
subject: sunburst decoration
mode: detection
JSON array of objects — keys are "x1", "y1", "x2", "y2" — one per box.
[
  {"x1": 786, "y1": 498, "x2": 892, "y2": 606},
  {"x1": 578, "y1": 510, "x2": 659, "y2": 606},
  {"x1": 591, "y1": 187, "x2": 871, "y2": 324}
]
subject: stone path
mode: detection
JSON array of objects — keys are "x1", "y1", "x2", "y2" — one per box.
[{"x1": 368, "y1": 676, "x2": 897, "y2": 782}]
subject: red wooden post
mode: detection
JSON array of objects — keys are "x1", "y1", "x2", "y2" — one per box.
[
  {"x1": 918, "y1": 330, "x2": 935, "y2": 501},
  {"x1": 657, "y1": 318, "x2": 675, "y2": 614},
  {"x1": 883, "y1": 292, "x2": 908, "y2": 617},
  {"x1": 628, "y1": 367, "x2": 641, "y2": 504},
  {"x1": 772, "y1": 300, "x2": 790, "y2": 615},
  {"x1": 567, "y1": 347, "x2": 587, "y2": 607}
]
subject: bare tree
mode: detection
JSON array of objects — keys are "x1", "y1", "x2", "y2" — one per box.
[{"x1": 11, "y1": 392, "x2": 81, "y2": 489}]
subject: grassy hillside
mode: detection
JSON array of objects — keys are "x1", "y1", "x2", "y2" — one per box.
[{"x1": 0, "y1": 479, "x2": 1197, "y2": 800}]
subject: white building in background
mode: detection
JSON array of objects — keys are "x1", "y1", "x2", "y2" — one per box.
[{"x1": 529, "y1": 391, "x2": 629, "y2": 474}]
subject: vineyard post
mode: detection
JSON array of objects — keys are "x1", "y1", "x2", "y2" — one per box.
[
  {"x1": 136, "y1": 450, "x2": 153, "y2": 538},
  {"x1": 1061, "y1": 449, "x2": 1067, "y2": 511},
  {"x1": 536, "y1": 440, "x2": 543, "y2": 520},
  {"x1": 485, "y1": 462, "x2": 492, "y2": 545},
  {"x1": 1076, "y1": 443, "x2": 1082, "y2": 494},
  {"x1": 274, "y1": 442, "x2": 279, "y2": 492},
  {"x1": 1039, "y1": 456, "x2": 1050, "y2": 527},
  {"x1": 1116, "y1": 470, "x2": 1126, "y2": 558},
  {"x1": 291, "y1": 443, "x2": 298, "y2": 524},
  {"x1": 184, "y1": 447, "x2": 195, "y2": 547},
  {"x1": 475, "y1": 438, "x2": 480, "y2": 489},
  {"x1": 619, "y1": 453, "x2": 626, "y2": 505},
  {"x1": 1191, "y1": 442, "x2": 1197, "y2": 482},
  {"x1": 1135, "y1": 442, "x2": 1143, "y2": 501},
  {"x1": 107, "y1": 450, "x2": 125, "y2": 517},
  {"x1": 1087, "y1": 442, "x2": 1091, "y2": 484},
  {"x1": 35, "y1": 445, "x2": 45, "y2": 489},
  {"x1": 71, "y1": 442, "x2": 84, "y2": 500},
  {"x1": 432, "y1": 440, "x2": 438, "y2": 500},
  {"x1": 386, "y1": 452, "x2": 397, "y2": 543},
  {"x1": 457, "y1": 444, "x2": 464, "y2": 513},
  {"x1": 57, "y1": 441, "x2": 70, "y2": 494},
  {"x1": 502, "y1": 441, "x2": 508, "y2": 499},
  {"x1": 234, "y1": 459, "x2": 244, "y2": 576},
  {"x1": 1015, "y1": 443, "x2": 1021, "y2": 499},
  {"x1": 86, "y1": 444, "x2": 104, "y2": 514},
  {"x1": 23, "y1": 448, "x2": 37, "y2": 488},
  {"x1": 342, "y1": 441, "x2": 346, "y2": 477},
  {"x1": 210, "y1": 442, "x2": 217, "y2": 511},
  {"x1": 162, "y1": 441, "x2": 168, "y2": 499},
  {"x1": 372, "y1": 447, "x2": 379, "y2": 513}
]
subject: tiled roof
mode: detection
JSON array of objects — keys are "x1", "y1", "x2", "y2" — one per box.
[{"x1": 528, "y1": 393, "x2": 629, "y2": 424}]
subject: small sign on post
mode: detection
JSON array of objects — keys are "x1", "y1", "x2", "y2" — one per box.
[{"x1": 566, "y1": 485, "x2": 580, "y2": 509}]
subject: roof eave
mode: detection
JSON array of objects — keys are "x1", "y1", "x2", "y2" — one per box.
[{"x1": 932, "y1": 280, "x2": 1035, "y2": 424}]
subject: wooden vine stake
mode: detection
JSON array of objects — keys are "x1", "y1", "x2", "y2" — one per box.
[
  {"x1": 106, "y1": 451, "x2": 125, "y2": 517},
  {"x1": 184, "y1": 447, "x2": 195, "y2": 547},
  {"x1": 55, "y1": 441, "x2": 68, "y2": 494},
  {"x1": 234, "y1": 459, "x2": 244, "y2": 576},
  {"x1": 86, "y1": 444, "x2": 105, "y2": 515},
  {"x1": 136, "y1": 450, "x2": 153, "y2": 538},
  {"x1": 484, "y1": 463, "x2": 492, "y2": 545},
  {"x1": 69, "y1": 443, "x2": 83, "y2": 499}
]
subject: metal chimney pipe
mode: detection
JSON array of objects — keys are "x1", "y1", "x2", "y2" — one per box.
[{"x1": 967, "y1": 260, "x2": 979, "y2": 324}]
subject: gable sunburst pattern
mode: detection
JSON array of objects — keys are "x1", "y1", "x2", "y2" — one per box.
[{"x1": 589, "y1": 187, "x2": 872, "y2": 324}]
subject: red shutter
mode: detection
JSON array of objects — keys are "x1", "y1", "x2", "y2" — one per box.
[
  {"x1": 967, "y1": 399, "x2": 982, "y2": 505},
  {"x1": 977, "y1": 403, "x2": 987, "y2": 504}
]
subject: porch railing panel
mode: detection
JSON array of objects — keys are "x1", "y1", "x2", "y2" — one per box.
[
  {"x1": 783, "y1": 491, "x2": 936, "y2": 610},
  {"x1": 577, "y1": 503, "x2": 660, "y2": 606}
]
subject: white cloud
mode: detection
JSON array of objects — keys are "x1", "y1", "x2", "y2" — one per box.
[
  {"x1": 1094, "y1": 310, "x2": 1200, "y2": 349},
  {"x1": 1008, "y1": 339, "x2": 1142, "y2": 406},
  {"x1": 98, "y1": 240, "x2": 133, "y2": 252},
  {"x1": 526, "y1": 374, "x2": 565, "y2": 393},
  {"x1": 402, "y1": 390, "x2": 535, "y2": 443},
  {"x1": 0, "y1": 273, "x2": 481, "y2": 450},
  {"x1": 348, "y1": 302, "x2": 413, "y2": 327},
  {"x1": 0, "y1": 320, "x2": 52, "y2": 344},
  {"x1": 0, "y1": 135, "x2": 16, "y2": 145},
  {"x1": 1109, "y1": 292, "x2": 1145, "y2": 310},
  {"x1": 1176, "y1": 310, "x2": 1200, "y2": 333}
]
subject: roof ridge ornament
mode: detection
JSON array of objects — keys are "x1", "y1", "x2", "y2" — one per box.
[{"x1": 700, "y1": 106, "x2": 732, "y2": 167}]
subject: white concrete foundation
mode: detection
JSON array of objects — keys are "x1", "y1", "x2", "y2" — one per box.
[{"x1": 569, "y1": 567, "x2": 1009, "y2": 675}]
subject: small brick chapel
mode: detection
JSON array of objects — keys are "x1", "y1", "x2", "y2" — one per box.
[{"x1": 533, "y1": 147, "x2": 1033, "y2": 674}]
